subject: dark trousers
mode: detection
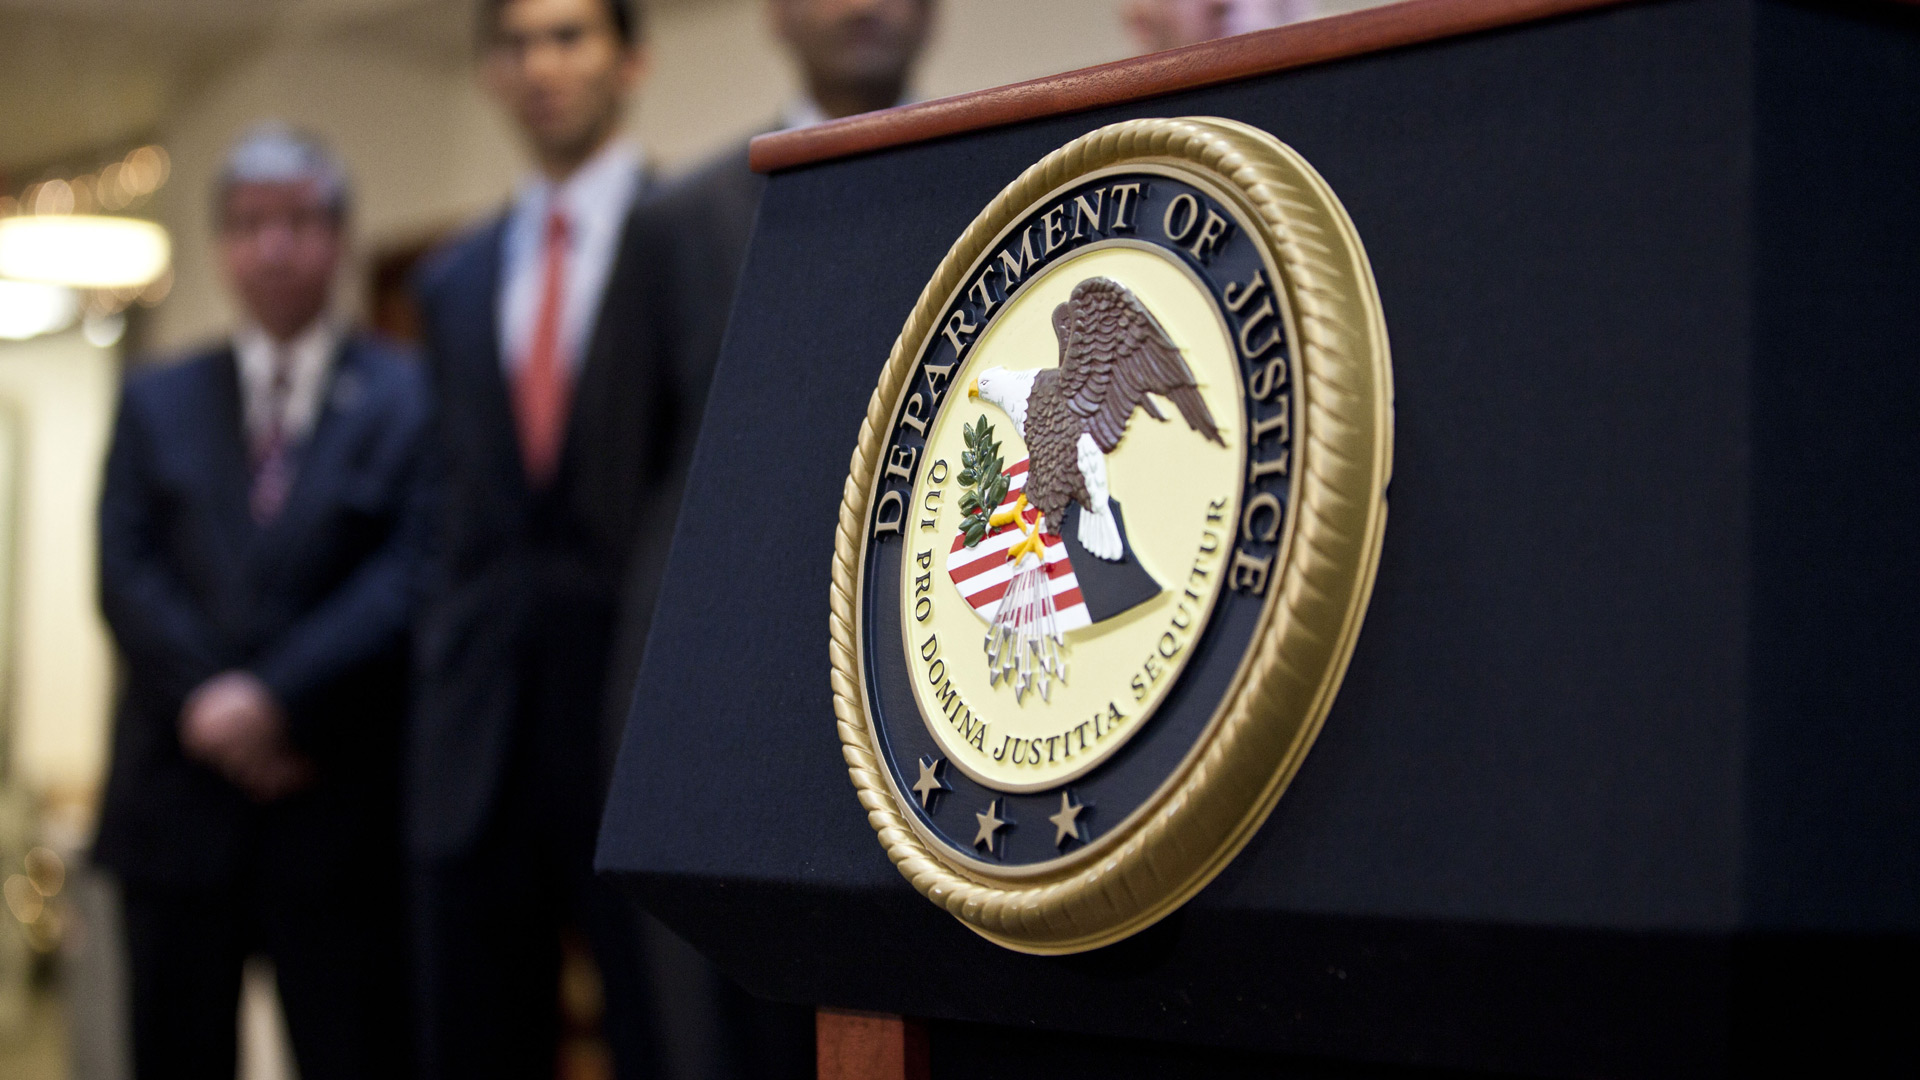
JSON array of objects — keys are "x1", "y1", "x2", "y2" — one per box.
[
  {"x1": 122, "y1": 870, "x2": 408, "y2": 1080},
  {"x1": 413, "y1": 608, "x2": 658, "y2": 1080}
]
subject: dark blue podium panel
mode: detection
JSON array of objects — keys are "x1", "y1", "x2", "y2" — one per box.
[{"x1": 598, "y1": 0, "x2": 1920, "y2": 1075}]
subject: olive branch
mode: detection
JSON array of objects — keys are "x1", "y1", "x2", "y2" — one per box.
[{"x1": 957, "y1": 414, "x2": 1009, "y2": 548}]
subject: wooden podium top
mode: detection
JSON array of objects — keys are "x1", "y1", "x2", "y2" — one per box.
[{"x1": 749, "y1": 0, "x2": 1631, "y2": 173}]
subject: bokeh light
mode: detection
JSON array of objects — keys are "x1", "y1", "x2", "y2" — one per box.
[{"x1": 0, "y1": 278, "x2": 81, "y2": 340}]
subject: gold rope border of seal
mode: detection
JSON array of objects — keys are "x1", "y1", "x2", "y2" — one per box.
[{"x1": 828, "y1": 117, "x2": 1393, "y2": 954}]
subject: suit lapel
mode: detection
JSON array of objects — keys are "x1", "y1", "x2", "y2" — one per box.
[
  {"x1": 454, "y1": 218, "x2": 529, "y2": 499},
  {"x1": 201, "y1": 347, "x2": 257, "y2": 566},
  {"x1": 559, "y1": 174, "x2": 657, "y2": 482}
]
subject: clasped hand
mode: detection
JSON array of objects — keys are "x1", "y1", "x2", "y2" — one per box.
[{"x1": 180, "y1": 671, "x2": 314, "y2": 802}]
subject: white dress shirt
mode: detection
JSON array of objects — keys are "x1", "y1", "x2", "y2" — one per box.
[
  {"x1": 234, "y1": 318, "x2": 340, "y2": 451},
  {"x1": 497, "y1": 138, "x2": 646, "y2": 376},
  {"x1": 780, "y1": 97, "x2": 833, "y2": 131},
  {"x1": 779, "y1": 94, "x2": 914, "y2": 132}
]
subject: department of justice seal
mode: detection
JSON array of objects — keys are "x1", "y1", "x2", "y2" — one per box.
[{"x1": 830, "y1": 117, "x2": 1393, "y2": 953}]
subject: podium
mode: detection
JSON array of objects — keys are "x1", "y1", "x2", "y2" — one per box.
[{"x1": 598, "y1": 0, "x2": 1920, "y2": 1075}]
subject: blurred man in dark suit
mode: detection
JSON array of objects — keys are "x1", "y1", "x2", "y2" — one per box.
[
  {"x1": 94, "y1": 125, "x2": 427, "y2": 1080},
  {"x1": 587, "y1": 5, "x2": 932, "y2": 1076},
  {"x1": 623, "y1": 0, "x2": 933, "y2": 411},
  {"x1": 409, "y1": 0, "x2": 701, "y2": 1076},
  {"x1": 607, "y1": 0, "x2": 934, "y2": 687}
]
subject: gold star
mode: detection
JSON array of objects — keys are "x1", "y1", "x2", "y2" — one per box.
[
  {"x1": 912, "y1": 756, "x2": 947, "y2": 809},
  {"x1": 973, "y1": 799, "x2": 1007, "y2": 852},
  {"x1": 1049, "y1": 791, "x2": 1085, "y2": 847}
]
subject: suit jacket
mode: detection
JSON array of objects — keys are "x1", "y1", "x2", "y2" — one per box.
[
  {"x1": 93, "y1": 334, "x2": 431, "y2": 889},
  {"x1": 638, "y1": 141, "x2": 763, "y2": 392},
  {"x1": 595, "y1": 140, "x2": 766, "y2": 751},
  {"x1": 410, "y1": 182, "x2": 716, "y2": 862}
]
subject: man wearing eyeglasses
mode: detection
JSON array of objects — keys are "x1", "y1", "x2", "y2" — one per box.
[
  {"x1": 94, "y1": 125, "x2": 426, "y2": 1080},
  {"x1": 409, "y1": 1, "x2": 688, "y2": 1077}
]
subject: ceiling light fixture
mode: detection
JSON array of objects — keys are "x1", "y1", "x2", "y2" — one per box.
[
  {"x1": 0, "y1": 279, "x2": 81, "y2": 341},
  {"x1": 0, "y1": 215, "x2": 171, "y2": 290}
]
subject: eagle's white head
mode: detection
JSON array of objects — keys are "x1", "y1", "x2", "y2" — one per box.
[{"x1": 967, "y1": 366, "x2": 1038, "y2": 437}]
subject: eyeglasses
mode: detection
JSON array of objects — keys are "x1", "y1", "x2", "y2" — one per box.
[{"x1": 219, "y1": 207, "x2": 339, "y2": 240}]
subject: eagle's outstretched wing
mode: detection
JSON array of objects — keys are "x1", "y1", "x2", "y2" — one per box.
[{"x1": 1052, "y1": 277, "x2": 1225, "y2": 453}]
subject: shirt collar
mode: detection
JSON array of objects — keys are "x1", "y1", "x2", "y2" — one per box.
[
  {"x1": 234, "y1": 316, "x2": 338, "y2": 368},
  {"x1": 231, "y1": 316, "x2": 341, "y2": 442},
  {"x1": 780, "y1": 97, "x2": 832, "y2": 132}
]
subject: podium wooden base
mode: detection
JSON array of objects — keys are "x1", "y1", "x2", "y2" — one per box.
[{"x1": 816, "y1": 1009, "x2": 928, "y2": 1080}]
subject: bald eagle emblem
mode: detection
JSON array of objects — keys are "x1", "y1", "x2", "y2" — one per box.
[{"x1": 964, "y1": 276, "x2": 1225, "y2": 701}]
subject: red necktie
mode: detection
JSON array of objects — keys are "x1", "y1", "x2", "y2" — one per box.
[
  {"x1": 514, "y1": 208, "x2": 572, "y2": 486},
  {"x1": 250, "y1": 346, "x2": 296, "y2": 524}
]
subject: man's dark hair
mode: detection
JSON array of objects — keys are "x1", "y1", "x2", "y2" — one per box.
[{"x1": 479, "y1": 0, "x2": 644, "y2": 47}]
